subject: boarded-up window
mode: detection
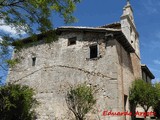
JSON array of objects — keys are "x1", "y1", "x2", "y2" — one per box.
[
  {"x1": 90, "y1": 45, "x2": 98, "y2": 59},
  {"x1": 68, "y1": 37, "x2": 76, "y2": 46}
]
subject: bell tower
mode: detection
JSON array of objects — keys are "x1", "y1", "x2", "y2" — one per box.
[{"x1": 121, "y1": 0, "x2": 140, "y2": 57}]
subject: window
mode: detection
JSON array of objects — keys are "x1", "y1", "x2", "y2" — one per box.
[
  {"x1": 68, "y1": 37, "x2": 76, "y2": 46},
  {"x1": 124, "y1": 95, "x2": 128, "y2": 111},
  {"x1": 130, "y1": 27, "x2": 132, "y2": 33},
  {"x1": 90, "y1": 45, "x2": 98, "y2": 59},
  {"x1": 32, "y1": 57, "x2": 36, "y2": 66}
]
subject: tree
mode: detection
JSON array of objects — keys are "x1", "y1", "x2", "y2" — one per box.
[
  {"x1": 0, "y1": 0, "x2": 80, "y2": 82},
  {"x1": 129, "y1": 79, "x2": 157, "y2": 119},
  {"x1": 65, "y1": 83, "x2": 96, "y2": 120},
  {"x1": 0, "y1": 83, "x2": 37, "y2": 120},
  {"x1": 0, "y1": 0, "x2": 80, "y2": 33},
  {"x1": 153, "y1": 83, "x2": 160, "y2": 118}
]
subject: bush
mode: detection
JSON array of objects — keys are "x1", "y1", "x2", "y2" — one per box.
[
  {"x1": 66, "y1": 83, "x2": 96, "y2": 120},
  {"x1": 129, "y1": 79, "x2": 157, "y2": 119},
  {"x1": 0, "y1": 83, "x2": 37, "y2": 120},
  {"x1": 153, "y1": 83, "x2": 160, "y2": 118}
]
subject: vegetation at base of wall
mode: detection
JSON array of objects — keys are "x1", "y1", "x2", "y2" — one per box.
[
  {"x1": 0, "y1": 83, "x2": 38, "y2": 120},
  {"x1": 129, "y1": 79, "x2": 160, "y2": 119},
  {"x1": 65, "y1": 83, "x2": 96, "y2": 120},
  {"x1": 153, "y1": 83, "x2": 160, "y2": 118}
]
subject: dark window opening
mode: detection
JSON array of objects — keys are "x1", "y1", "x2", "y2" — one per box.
[
  {"x1": 32, "y1": 57, "x2": 36, "y2": 66},
  {"x1": 130, "y1": 27, "x2": 132, "y2": 33},
  {"x1": 68, "y1": 37, "x2": 76, "y2": 46},
  {"x1": 90, "y1": 45, "x2": 98, "y2": 59},
  {"x1": 124, "y1": 95, "x2": 128, "y2": 111}
]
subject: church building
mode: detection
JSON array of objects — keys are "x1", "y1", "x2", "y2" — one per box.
[{"x1": 7, "y1": 1, "x2": 155, "y2": 120}]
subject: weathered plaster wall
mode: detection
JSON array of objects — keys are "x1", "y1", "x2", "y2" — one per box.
[
  {"x1": 116, "y1": 39, "x2": 141, "y2": 120},
  {"x1": 7, "y1": 31, "x2": 124, "y2": 120},
  {"x1": 116, "y1": 40, "x2": 133, "y2": 120},
  {"x1": 130, "y1": 53, "x2": 141, "y2": 79}
]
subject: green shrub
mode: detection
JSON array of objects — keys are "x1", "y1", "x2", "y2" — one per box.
[
  {"x1": 66, "y1": 83, "x2": 96, "y2": 120},
  {"x1": 0, "y1": 83, "x2": 37, "y2": 120}
]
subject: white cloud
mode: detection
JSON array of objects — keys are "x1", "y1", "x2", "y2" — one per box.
[
  {"x1": 153, "y1": 60, "x2": 160, "y2": 65},
  {"x1": 0, "y1": 20, "x2": 26, "y2": 38},
  {"x1": 0, "y1": 25, "x2": 17, "y2": 35}
]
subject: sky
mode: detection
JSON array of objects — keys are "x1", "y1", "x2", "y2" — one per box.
[{"x1": 0, "y1": 0, "x2": 160, "y2": 83}]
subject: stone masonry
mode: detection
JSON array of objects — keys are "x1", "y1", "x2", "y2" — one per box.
[{"x1": 7, "y1": 2, "x2": 145, "y2": 120}]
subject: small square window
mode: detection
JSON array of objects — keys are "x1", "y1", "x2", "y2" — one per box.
[
  {"x1": 68, "y1": 37, "x2": 76, "y2": 46},
  {"x1": 32, "y1": 57, "x2": 36, "y2": 66},
  {"x1": 90, "y1": 45, "x2": 98, "y2": 59}
]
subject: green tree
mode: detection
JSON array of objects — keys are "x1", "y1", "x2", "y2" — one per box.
[
  {"x1": 65, "y1": 83, "x2": 96, "y2": 120},
  {"x1": 129, "y1": 79, "x2": 157, "y2": 119},
  {"x1": 153, "y1": 83, "x2": 160, "y2": 118},
  {"x1": 0, "y1": 0, "x2": 80, "y2": 82},
  {"x1": 0, "y1": 0, "x2": 80, "y2": 33},
  {"x1": 0, "y1": 83, "x2": 37, "y2": 120}
]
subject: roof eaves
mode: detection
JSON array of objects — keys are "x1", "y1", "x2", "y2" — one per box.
[
  {"x1": 57, "y1": 26, "x2": 134, "y2": 53},
  {"x1": 112, "y1": 31, "x2": 135, "y2": 53},
  {"x1": 141, "y1": 64, "x2": 155, "y2": 79},
  {"x1": 98, "y1": 22, "x2": 121, "y2": 28},
  {"x1": 57, "y1": 26, "x2": 121, "y2": 32}
]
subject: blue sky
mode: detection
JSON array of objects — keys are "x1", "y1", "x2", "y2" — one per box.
[
  {"x1": 0, "y1": 0, "x2": 160, "y2": 83},
  {"x1": 52, "y1": 0, "x2": 160, "y2": 82}
]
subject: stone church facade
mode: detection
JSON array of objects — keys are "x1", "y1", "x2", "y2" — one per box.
[{"x1": 7, "y1": 1, "x2": 154, "y2": 120}]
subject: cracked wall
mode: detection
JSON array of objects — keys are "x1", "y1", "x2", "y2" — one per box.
[{"x1": 7, "y1": 31, "x2": 139, "y2": 120}]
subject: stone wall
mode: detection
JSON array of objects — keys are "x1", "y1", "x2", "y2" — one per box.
[
  {"x1": 116, "y1": 39, "x2": 141, "y2": 120},
  {"x1": 7, "y1": 31, "x2": 125, "y2": 120},
  {"x1": 116, "y1": 40, "x2": 133, "y2": 120}
]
